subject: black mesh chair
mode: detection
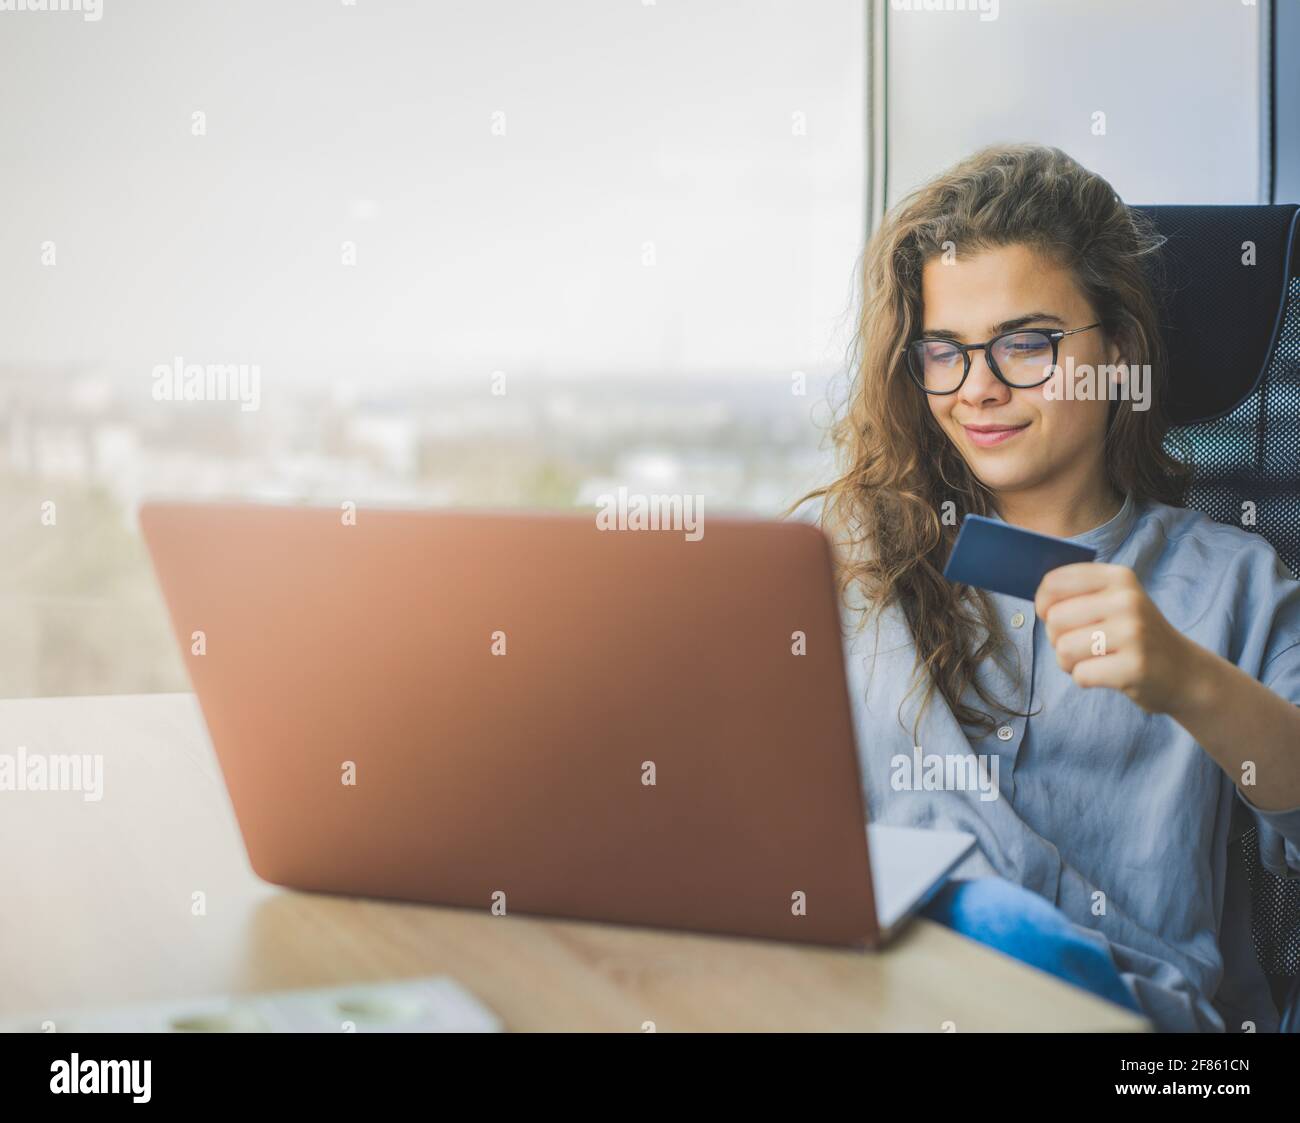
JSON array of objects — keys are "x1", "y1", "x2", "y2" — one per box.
[{"x1": 1134, "y1": 203, "x2": 1300, "y2": 1030}]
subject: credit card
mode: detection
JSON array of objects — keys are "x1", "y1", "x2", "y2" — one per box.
[{"x1": 942, "y1": 514, "x2": 1097, "y2": 601}]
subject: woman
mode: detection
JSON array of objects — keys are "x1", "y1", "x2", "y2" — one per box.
[{"x1": 805, "y1": 144, "x2": 1300, "y2": 1031}]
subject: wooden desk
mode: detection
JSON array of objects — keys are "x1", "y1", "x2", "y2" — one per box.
[{"x1": 0, "y1": 693, "x2": 1145, "y2": 1031}]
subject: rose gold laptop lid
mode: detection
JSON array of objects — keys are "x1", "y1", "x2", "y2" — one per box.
[{"x1": 140, "y1": 502, "x2": 880, "y2": 947}]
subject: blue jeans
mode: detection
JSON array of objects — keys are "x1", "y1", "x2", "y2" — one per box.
[{"x1": 921, "y1": 877, "x2": 1142, "y2": 1014}]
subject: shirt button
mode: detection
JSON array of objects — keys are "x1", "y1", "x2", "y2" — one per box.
[
  {"x1": 1010, "y1": 611, "x2": 1026, "y2": 629},
  {"x1": 997, "y1": 725, "x2": 1014, "y2": 741}
]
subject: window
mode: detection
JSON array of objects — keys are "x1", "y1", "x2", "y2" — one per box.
[{"x1": 0, "y1": 0, "x2": 867, "y2": 697}]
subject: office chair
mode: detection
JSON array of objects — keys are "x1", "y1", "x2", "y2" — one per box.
[{"x1": 1134, "y1": 203, "x2": 1300, "y2": 1030}]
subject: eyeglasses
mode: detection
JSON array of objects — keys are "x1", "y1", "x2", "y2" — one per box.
[{"x1": 903, "y1": 323, "x2": 1102, "y2": 395}]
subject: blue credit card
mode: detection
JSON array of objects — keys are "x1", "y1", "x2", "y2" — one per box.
[{"x1": 942, "y1": 514, "x2": 1097, "y2": 601}]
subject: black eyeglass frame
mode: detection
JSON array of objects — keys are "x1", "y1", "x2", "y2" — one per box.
[{"x1": 902, "y1": 323, "x2": 1103, "y2": 395}]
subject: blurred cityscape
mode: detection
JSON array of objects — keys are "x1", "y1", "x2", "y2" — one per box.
[{"x1": 0, "y1": 363, "x2": 845, "y2": 698}]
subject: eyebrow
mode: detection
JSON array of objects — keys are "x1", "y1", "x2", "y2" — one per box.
[{"x1": 922, "y1": 311, "x2": 1067, "y2": 341}]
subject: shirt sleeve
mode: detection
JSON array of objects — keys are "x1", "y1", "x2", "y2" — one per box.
[{"x1": 1235, "y1": 544, "x2": 1300, "y2": 879}]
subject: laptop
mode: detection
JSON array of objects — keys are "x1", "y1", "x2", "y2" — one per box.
[{"x1": 140, "y1": 502, "x2": 974, "y2": 948}]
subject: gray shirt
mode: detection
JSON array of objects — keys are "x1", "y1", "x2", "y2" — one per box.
[{"x1": 838, "y1": 494, "x2": 1300, "y2": 1031}]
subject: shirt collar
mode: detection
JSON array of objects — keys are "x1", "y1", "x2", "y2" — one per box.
[
  {"x1": 1063, "y1": 492, "x2": 1138, "y2": 561},
  {"x1": 987, "y1": 492, "x2": 1138, "y2": 562}
]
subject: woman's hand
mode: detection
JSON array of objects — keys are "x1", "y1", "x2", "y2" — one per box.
[
  {"x1": 1036, "y1": 560, "x2": 1300, "y2": 810},
  {"x1": 1034, "y1": 562, "x2": 1194, "y2": 715}
]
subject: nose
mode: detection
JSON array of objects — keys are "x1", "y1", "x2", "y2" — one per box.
[{"x1": 958, "y1": 347, "x2": 1011, "y2": 408}]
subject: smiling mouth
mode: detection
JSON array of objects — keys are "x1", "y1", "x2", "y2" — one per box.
[{"x1": 961, "y1": 422, "x2": 1030, "y2": 448}]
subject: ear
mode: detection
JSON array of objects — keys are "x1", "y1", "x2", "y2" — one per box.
[
  {"x1": 1103, "y1": 326, "x2": 1130, "y2": 408},
  {"x1": 1105, "y1": 329, "x2": 1123, "y2": 367}
]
